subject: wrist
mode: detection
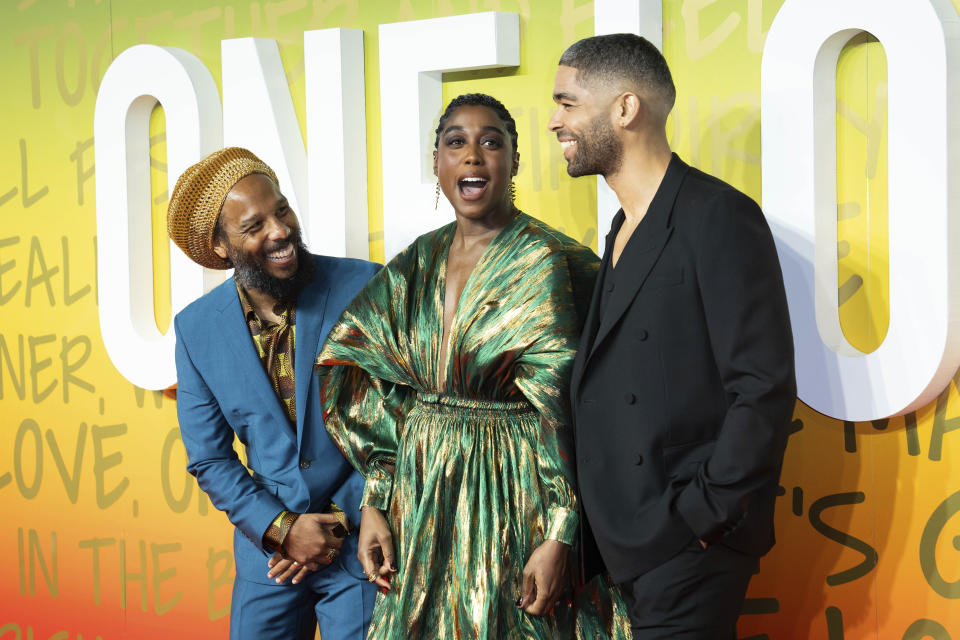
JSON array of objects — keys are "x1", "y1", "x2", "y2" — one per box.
[
  {"x1": 278, "y1": 512, "x2": 300, "y2": 555},
  {"x1": 542, "y1": 538, "x2": 570, "y2": 550},
  {"x1": 263, "y1": 510, "x2": 300, "y2": 553}
]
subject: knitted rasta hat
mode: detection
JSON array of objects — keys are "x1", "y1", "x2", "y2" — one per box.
[{"x1": 167, "y1": 147, "x2": 279, "y2": 270}]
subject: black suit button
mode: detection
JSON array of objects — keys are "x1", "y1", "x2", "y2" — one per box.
[
  {"x1": 605, "y1": 281, "x2": 615, "y2": 293},
  {"x1": 635, "y1": 454, "x2": 644, "y2": 465},
  {"x1": 637, "y1": 329, "x2": 648, "y2": 341},
  {"x1": 624, "y1": 393, "x2": 636, "y2": 404}
]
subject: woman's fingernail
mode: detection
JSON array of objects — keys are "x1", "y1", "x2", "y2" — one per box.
[{"x1": 275, "y1": 578, "x2": 282, "y2": 584}]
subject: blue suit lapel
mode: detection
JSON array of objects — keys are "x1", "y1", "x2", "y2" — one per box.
[
  {"x1": 215, "y1": 283, "x2": 296, "y2": 446},
  {"x1": 294, "y1": 265, "x2": 330, "y2": 451}
]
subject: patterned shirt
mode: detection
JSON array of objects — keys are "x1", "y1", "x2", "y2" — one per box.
[
  {"x1": 237, "y1": 285, "x2": 297, "y2": 427},
  {"x1": 238, "y1": 285, "x2": 351, "y2": 535}
]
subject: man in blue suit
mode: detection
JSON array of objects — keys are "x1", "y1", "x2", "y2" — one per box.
[{"x1": 167, "y1": 147, "x2": 378, "y2": 639}]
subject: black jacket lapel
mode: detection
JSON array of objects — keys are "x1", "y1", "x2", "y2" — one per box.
[
  {"x1": 588, "y1": 226, "x2": 673, "y2": 360},
  {"x1": 571, "y1": 221, "x2": 617, "y2": 400},
  {"x1": 583, "y1": 154, "x2": 690, "y2": 365}
]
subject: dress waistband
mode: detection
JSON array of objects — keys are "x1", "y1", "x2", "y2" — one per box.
[{"x1": 415, "y1": 393, "x2": 534, "y2": 413}]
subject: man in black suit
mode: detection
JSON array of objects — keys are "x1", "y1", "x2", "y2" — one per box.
[{"x1": 549, "y1": 34, "x2": 796, "y2": 638}]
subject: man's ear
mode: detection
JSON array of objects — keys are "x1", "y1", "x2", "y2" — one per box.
[
  {"x1": 212, "y1": 229, "x2": 229, "y2": 261},
  {"x1": 616, "y1": 92, "x2": 643, "y2": 129}
]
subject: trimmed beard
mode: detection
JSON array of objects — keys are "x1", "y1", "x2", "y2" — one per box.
[
  {"x1": 226, "y1": 233, "x2": 315, "y2": 306},
  {"x1": 566, "y1": 114, "x2": 623, "y2": 178}
]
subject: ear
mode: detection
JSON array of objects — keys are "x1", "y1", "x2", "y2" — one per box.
[
  {"x1": 212, "y1": 235, "x2": 229, "y2": 261},
  {"x1": 433, "y1": 149, "x2": 438, "y2": 177},
  {"x1": 512, "y1": 151, "x2": 520, "y2": 177},
  {"x1": 616, "y1": 92, "x2": 643, "y2": 128}
]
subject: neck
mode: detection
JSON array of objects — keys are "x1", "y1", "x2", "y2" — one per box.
[
  {"x1": 604, "y1": 132, "x2": 672, "y2": 223},
  {"x1": 244, "y1": 285, "x2": 285, "y2": 321},
  {"x1": 452, "y1": 203, "x2": 516, "y2": 249}
]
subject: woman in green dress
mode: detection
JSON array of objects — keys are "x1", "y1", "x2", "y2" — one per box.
[{"x1": 316, "y1": 94, "x2": 629, "y2": 639}]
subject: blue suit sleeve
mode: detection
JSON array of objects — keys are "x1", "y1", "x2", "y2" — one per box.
[{"x1": 174, "y1": 315, "x2": 285, "y2": 554}]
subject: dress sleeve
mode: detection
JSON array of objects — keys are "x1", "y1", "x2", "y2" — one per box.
[
  {"x1": 317, "y1": 362, "x2": 411, "y2": 510},
  {"x1": 512, "y1": 241, "x2": 600, "y2": 545},
  {"x1": 316, "y1": 249, "x2": 418, "y2": 511}
]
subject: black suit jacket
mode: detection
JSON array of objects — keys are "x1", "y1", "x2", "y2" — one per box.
[{"x1": 571, "y1": 154, "x2": 796, "y2": 584}]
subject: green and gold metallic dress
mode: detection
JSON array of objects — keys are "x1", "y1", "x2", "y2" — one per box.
[{"x1": 317, "y1": 213, "x2": 630, "y2": 639}]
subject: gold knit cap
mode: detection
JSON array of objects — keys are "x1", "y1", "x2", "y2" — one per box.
[{"x1": 167, "y1": 147, "x2": 279, "y2": 270}]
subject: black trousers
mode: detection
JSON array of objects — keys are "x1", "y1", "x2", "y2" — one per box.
[{"x1": 618, "y1": 538, "x2": 759, "y2": 640}]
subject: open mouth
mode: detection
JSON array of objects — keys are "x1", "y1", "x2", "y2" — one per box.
[
  {"x1": 265, "y1": 242, "x2": 295, "y2": 264},
  {"x1": 458, "y1": 177, "x2": 489, "y2": 200},
  {"x1": 559, "y1": 139, "x2": 577, "y2": 160}
]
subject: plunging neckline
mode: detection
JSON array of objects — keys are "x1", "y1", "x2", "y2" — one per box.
[{"x1": 435, "y1": 212, "x2": 526, "y2": 392}]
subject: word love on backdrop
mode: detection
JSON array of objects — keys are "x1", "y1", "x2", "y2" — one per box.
[{"x1": 94, "y1": 0, "x2": 960, "y2": 425}]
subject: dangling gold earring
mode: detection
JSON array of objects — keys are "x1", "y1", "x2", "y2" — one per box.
[
  {"x1": 434, "y1": 181, "x2": 441, "y2": 210},
  {"x1": 508, "y1": 180, "x2": 517, "y2": 204}
]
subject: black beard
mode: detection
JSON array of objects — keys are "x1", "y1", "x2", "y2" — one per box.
[
  {"x1": 566, "y1": 114, "x2": 623, "y2": 178},
  {"x1": 227, "y1": 235, "x2": 315, "y2": 306}
]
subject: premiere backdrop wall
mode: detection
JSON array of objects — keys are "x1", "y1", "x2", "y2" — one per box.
[{"x1": 1, "y1": 1, "x2": 958, "y2": 639}]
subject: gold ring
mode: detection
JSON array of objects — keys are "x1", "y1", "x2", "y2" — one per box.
[
  {"x1": 326, "y1": 548, "x2": 339, "y2": 560},
  {"x1": 367, "y1": 571, "x2": 378, "y2": 583}
]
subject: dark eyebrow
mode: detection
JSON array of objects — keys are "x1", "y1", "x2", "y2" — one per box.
[
  {"x1": 441, "y1": 125, "x2": 506, "y2": 136},
  {"x1": 238, "y1": 197, "x2": 286, "y2": 228},
  {"x1": 238, "y1": 213, "x2": 261, "y2": 230},
  {"x1": 553, "y1": 91, "x2": 578, "y2": 102}
]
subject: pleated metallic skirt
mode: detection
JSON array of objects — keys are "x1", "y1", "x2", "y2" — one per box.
[{"x1": 366, "y1": 393, "x2": 629, "y2": 640}]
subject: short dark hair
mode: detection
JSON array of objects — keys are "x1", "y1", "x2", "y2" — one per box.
[
  {"x1": 559, "y1": 34, "x2": 676, "y2": 117},
  {"x1": 434, "y1": 93, "x2": 518, "y2": 152}
]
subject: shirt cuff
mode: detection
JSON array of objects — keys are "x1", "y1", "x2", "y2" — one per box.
[
  {"x1": 262, "y1": 510, "x2": 287, "y2": 551},
  {"x1": 545, "y1": 506, "x2": 578, "y2": 546},
  {"x1": 360, "y1": 472, "x2": 393, "y2": 511}
]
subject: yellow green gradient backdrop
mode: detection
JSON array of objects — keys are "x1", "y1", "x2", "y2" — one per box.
[{"x1": 0, "y1": 1, "x2": 957, "y2": 638}]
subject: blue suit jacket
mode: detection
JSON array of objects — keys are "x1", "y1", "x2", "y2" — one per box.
[{"x1": 174, "y1": 254, "x2": 378, "y2": 583}]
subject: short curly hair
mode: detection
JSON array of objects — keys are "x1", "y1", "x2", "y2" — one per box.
[{"x1": 434, "y1": 93, "x2": 518, "y2": 152}]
